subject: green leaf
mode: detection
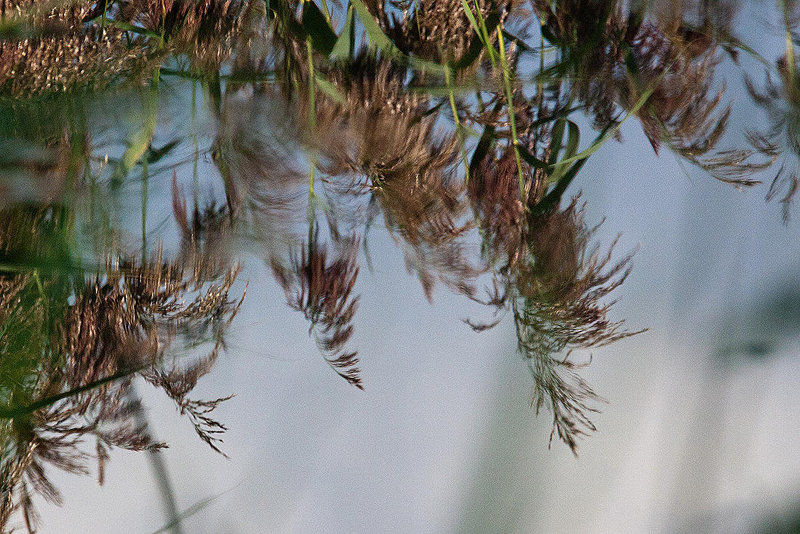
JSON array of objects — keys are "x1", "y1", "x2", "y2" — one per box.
[
  {"x1": 534, "y1": 157, "x2": 589, "y2": 214},
  {"x1": 146, "y1": 139, "x2": 179, "y2": 164},
  {"x1": 548, "y1": 120, "x2": 579, "y2": 184},
  {"x1": 86, "y1": 16, "x2": 162, "y2": 38},
  {"x1": 459, "y1": 0, "x2": 482, "y2": 37},
  {"x1": 302, "y1": 1, "x2": 337, "y2": 55},
  {"x1": 529, "y1": 105, "x2": 583, "y2": 128},
  {"x1": 452, "y1": 11, "x2": 500, "y2": 70},
  {"x1": 469, "y1": 125, "x2": 495, "y2": 176},
  {"x1": 330, "y1": 4, "x2": 356, "y2": 61},
  {"x1": 314, "y1": 77, "x2": 346, "y2": 104},
  {"x1": 534, "y1": 122, "x2": 613, "y2": 214},
  {"x1": 547, "y1": 119, "x2": 566, "y2": 167},
  {"x1": 563, "y1": 120, "x2": 580, "y2": 159},
  {"x1": 552, "y1": 72, "x2": 664, "y2": 168},
  {"x1": 350, "y1": 0, "x2": 396, "y2": 51},
  {"x1": 517, "y1": 146, "x2": 550, "y2": 170},
  {"x1": 110, "y1": 88, "x2": 158, "y2": 187}
]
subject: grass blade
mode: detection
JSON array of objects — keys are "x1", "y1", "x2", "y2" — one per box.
[
  {"x1": 302, "y1": 0, "x2": 337, "y2": 55},
  {"x1": 330, "y1": 3, "x2": 356, "y2": 61}
]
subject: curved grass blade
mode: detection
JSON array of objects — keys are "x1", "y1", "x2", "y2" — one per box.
[
  {"x1": 550, "y1": 68, "x2": 670, "y2": 170},
  {"x1": 0, "y1": 365, "x2": 148, "y2": 419},
  {"x1": 547, "y1": 119, "x2": 566, "y2": 167},
  {"x1": 150, "y1": 483, "x2": 243, "y2": 534},
  {"x1": 453, "y1": 11, "x2": 500, "y2": 70},
  {"x1": 517, "y1": 146, "x2": 549, "y2": 171},
  {"x1": 548, "y1": 120, "x2": 580, "y2": 184}
]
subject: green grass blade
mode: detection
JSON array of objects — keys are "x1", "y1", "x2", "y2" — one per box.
[
  {"x1": 302, "y1": 0, "x2": 337, "y2": 55},
  {"x1": 548, "y1": 120, "x2": 579, "y2": 184},
  {"x1": 517, "y1": 146, "x2": 549, "y2": 171},
  {"x1": 497, "y1": 26, "x2": 525, "y2": 198},
  {"x1": 330, "y1": 3, "x2": 356, "y2": 61},
  {"x1": 453, "y1": 11, "x2": 500, "y2": 70},
  {"x1": 547, "y1": 119, "x2": 566, "y2": 167},
  {"x1": 550, "y1": 72, "x2": 666, "y2": 169},
  {"x1": 314, "y1": 76, "x2": 346, "y2": 104},
  {"x1": 459, "y1": 0, "x2": 482, "y2": 39},
  {"x1": 110, "y1": 85, "x2": 158, "y2": 187},
  {"x1": 472, "y1": 0, "x2": 498, "y2": 65},
  {"x1": 85, "y1": 15, "x2": 162, "y2": 38},
  {"x1": 445, "y1": 67, "x2": 470, "y2": 181},
  {"x1": 150, "y1": 484, "x2": 243, "y2": 534}
]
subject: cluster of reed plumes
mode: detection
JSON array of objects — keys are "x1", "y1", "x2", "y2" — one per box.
[
  {"x1": 195, "y1": 16, "x2": 639, "y2": 453},
  {"x1": 0, "y1": 1, "x2": 150, "y2": 95},
  {"x1": 193, "y1": 0, "x2": 668, "y2": 451},
  {"x1": 0, "y1": 0, "x2": 257, "y2": 95},
  {"x1": 0, "y1": 205, "x2": 243, "y2": 532},
  {"x1": 533, "y1": 0, "x2": 766, "y2": 184},
  {"x1": 510, "y1": 200, "x2": 640, "y2": 451},
  {"x1": 4, "y1": 0, "x2": 798, "y2": 471}
]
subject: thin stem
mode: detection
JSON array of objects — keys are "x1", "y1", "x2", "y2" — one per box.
[
  {"x1": 472, "y1": 0, "x2": 497, "y2": 68},
  {"x1": 783, "y1": 1, "x2": 796, "y2": 98},
  {"x1": 306, "y1": 38, "x2": 317, "y2": 201},
  {"x1": 319, "y1": 0, "x2": 331, "y2": 22},
  {"x1": 446, "y1": 67, "x2": 471, "y2": 182},
  {"x1": 497, "y1": 25, "x2": 526, "y2": 201},
  {"x1": 537, "y1": 15, "x2": 545, "y2": 116},
  {"x1": 133, "y1": 386, "x2": 185, "y2": 534}
]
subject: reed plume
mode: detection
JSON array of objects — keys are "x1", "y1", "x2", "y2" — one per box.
[
  {"x1": 0, "y1": 204, "x2": 243, "y2": 532},
  {"x1": 271, "y1": 226, "x2": 363, "y2": 389}
]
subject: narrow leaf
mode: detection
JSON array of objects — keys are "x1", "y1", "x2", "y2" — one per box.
[
  {"x1": 302, "y1": 1, "x2": 337, "y2": 55},
  {"x1": 330, "y1": 4, "x2": 356, "y2": 61}
]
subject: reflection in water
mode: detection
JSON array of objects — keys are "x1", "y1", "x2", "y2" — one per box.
[
  {"x1": 0, "y1": 205, "x2": 242, "y2": 529},
  {"x1": 746, "y1": 54, "x2": 800, "y2": 220},
  {"x1": 271, "y1": 224, "x2": 363, "y2": 389},
  {"x1": 0, "y1": 0, "x2": 798, "y2": 530},
  {"x1": 510, "y1": 200, "x2": 638, "y2": 450}
]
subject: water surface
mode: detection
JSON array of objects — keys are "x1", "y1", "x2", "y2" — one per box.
[{"x1": 1, "y1": 1, "x2": 800, "y2": 532}]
